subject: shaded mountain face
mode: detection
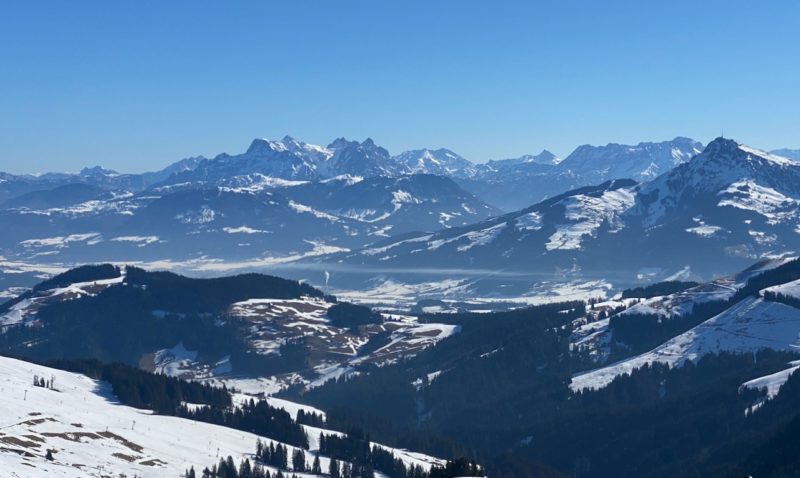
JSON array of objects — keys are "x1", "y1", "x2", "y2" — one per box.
[
  {"x1": 1, "y1": 183, "x2": 109, "y2": 210},
  {"x1": 327, "y1": 138, "x2": 800, "y2": 287}
]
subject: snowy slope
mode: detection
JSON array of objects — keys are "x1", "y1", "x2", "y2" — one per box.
[
  {"x1": 741, "y1": 360, "x2": 800, "y2": 399},
  {"x1": 763, "y1": 278, "x2": 800, "y2": 301},
  {"x1": 339, "y1": 179, "x2": 638, "y2": 268},
  {"x1": 0, "y1": 356, "x2": 321, "y2": 478},
  {"x1": 571, "y1": 298, "x2": 800, "y2": 391},
  {"x1": 0, "y1": 355, "x2": 446, "y2": 477}
]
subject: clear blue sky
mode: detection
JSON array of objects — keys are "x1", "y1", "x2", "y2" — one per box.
[{"x1": 1, "y1": 1, "x2": 798, "y2": 174}]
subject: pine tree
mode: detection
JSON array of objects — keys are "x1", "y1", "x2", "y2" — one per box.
[
  {"x1": 270, "y1": 444, "x2": 288, "y2": 470},
  {"x1": 240, "y1": 458, "x2": 252, "y2": 478},
  {"x1": 329, "y1": 458, "x2": 341, "y2": 478},
  {"x1": 227, "y1": 455, "x2": 236, "y2": 474},
  {"x1": 311, "y1": 455, "x2": 322, "y2": 474},
  {"x1": 256, "y1": 439, "x2": 264, "y2": 460},
  {"x1": 292, "y1": 448, "x2": 307, "y2": 472}
]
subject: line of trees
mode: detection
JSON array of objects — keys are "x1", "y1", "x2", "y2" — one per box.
[
  {"x1": 180, "y1": 399, "x2": 309, "y2": 449},
  {"x1": 320, "y1": 428, "x2": 481, "y2": 478}
]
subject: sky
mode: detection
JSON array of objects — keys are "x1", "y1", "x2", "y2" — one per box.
[{"x1": 0, "y1": 1, "x2": 798, "y2": 174}]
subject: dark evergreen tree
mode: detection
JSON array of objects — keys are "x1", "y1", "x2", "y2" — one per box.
[
  {"x1": 239, "y1": 458, "x2": 252, "y2": 478},
  {"x1": 292, "y1": 448, "x2": 307, "y2": 472},
  {"x1": 329, "y1": 458, "x2": 341, "y2": 478}
]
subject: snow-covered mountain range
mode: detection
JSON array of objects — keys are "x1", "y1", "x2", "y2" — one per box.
[
  {"x1": 1, "y1": 135, "x2": 705, "y2": 208},
  {"x1": 2, "y1": 135, "x2": 799, "y2": 305},
  {"x1": 456, "y1": 137, "x2": 703, "y2": 210},
  {"x1": 324, "y1": 138, "x2": 800, "y2": 294}
]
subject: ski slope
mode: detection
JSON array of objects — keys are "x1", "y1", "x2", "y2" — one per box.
[{"x1": 0, "y1": 356, "x2": 370, "y2": 477}]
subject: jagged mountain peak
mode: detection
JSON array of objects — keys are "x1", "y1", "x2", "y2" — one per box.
[
  {"x1": 634, "y1": 137, "x2": 800, "y2": 229},
  {"x1": 534, "y1": 149, "x2": 560, "y2": 164},
  {"x1": 700, "y1": 136, "x2": 751, "y2": 159},
  {"x1": 563, "y1": 137, "x2": 703, "y2": 165},
  {"x1": 666, "y1": 137, "x2": 796, "y2": 181},
  {"x1": 326, "y1": 136, "x2": 388, "y2": 154},
  {"x1": 484, "y1": 149, "x2": 560, "y2": 168},
  {"x1": 392, "y1": 148, "x2": 474, "y2": 176},
  {"x1": 244, "y1": 137, "x2": 278, "y2": 155},
  {"x1": 326, "y1": 137, "x2": 353, "y2": 149},
  {"x1": 245, "y1": 135, "x2": 329, "y2": 157},
  {"x1": 79, "y1": 165, "x2": 118, "y2": 177},
  {"x1": 554, "y1": 137, "x2": 704, "y2": 185}
]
